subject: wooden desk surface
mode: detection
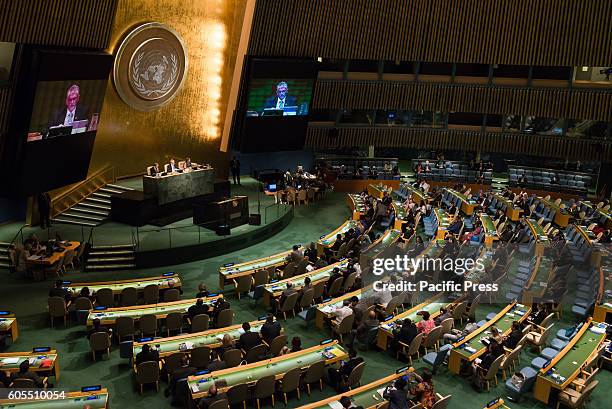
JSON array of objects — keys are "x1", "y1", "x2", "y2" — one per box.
[
  {"x1": 26, "y1": 241, "x2": 80, "y2": 266},
  {"x1": 187, "y1": 340, "x2": 348, "y2": 399},
  {"x1": 64, "y1": 274, "x2": 181, "y2": 295}
]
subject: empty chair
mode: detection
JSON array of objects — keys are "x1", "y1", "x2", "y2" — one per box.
[
  {"x1": 422, "y1": 344, "x2": 453, "y2": 374},
  {"x1": 451, "y1": 301, "x2": 468, "y2": 324},
  {"x1": 245, "y1": 343, "x2": 268, "y2": 363},
  {"x1": 216, "y1": 309, "x2": 233, "y2": 328},
  {"x1": 278, "y1": 293, "x2": 299, "y2": 320},
  {"x1": 120, "y1": 287, "x2": 138, "y2": 306},
  {"x1": 252, "y1": 374, "x2": 276, "y2": 409},
  {"x1": 312, "y1": 281, "x2": 325, "y2": 302},
  {"x1": 556, "y1": 379, "x2": 599, "y2": 409},
  {"x1": 439, "y1": 318, "x2": 454, "y2": 335},
  {"x1": 163, "y1": 353, "x2": 184, "y2": 381},
  {"x1": 61, "y1": 250, "x2": 76, "y2": 273},
  {"x1": 298, "y1": 288, "x2": 314, "y2": 311},
  {"x1": 422, "y1": 326, "x2": 443, "y2": 354},
  {"x1": 233, "y1": 275, "x2": 253, "y2": 300},
  {"x1": 525, "y1": 324, "x2": 553, "y2": 353},
  {"x1": 135, "y1": 361, "x2": 161, "y2": 395},
  {"x1": 89, "y1": 331, "x2": 111, "y2": 361},
  {"x1": 96, "y1": 288, "x2": 115, "y2": 308},
  {"x1": 331, "y1": 314, "x2": 354, "y2": 343},
  {"x1": 116, "y1": 316, "x2": 135, "y2": 342},
  {"x1": 190, "y1": 346, "x2": 211, "y2": 369},
  {"x1": 73, "y1": 296, "x2": 93, "y2": 311},
  {"x1": 341, "y1": 272, "x2": 358, "y2": 293},
  {"x1": 505, "y1": 367, "x2": 538, "y2": 403},
  {"x1": 431, "y1": 394, "x2": 452, "y2": 409},
  {"x1": 253, "y1": 269, "x2": 269, "y2": 287},
  {"x1": 279, "y1": 367, "x2": 301, "y2": 405},
  {"x1": 139, "y1": 314, "x2": 158, "y2": 337},
  {"x1": 165, "y1": 312, "x2": 184, "y2": 336},
  {"x1": 223, "y1": 348, "x2": 242, "y2": 368},
  {"x1": 48, "y1": 296, "x2": 68, "y2": 327},
  {"x1": 143, "y1": 284, "x2": 159, "y2": 304},
  {"x1": 500, "y1": 346, "x2": 522, "y2": 379},
  {"x1": 303, "y1": 360, "x2": 326, "y2": 395},
  {"x1": 191, "y1": 314, "x2": 210, "y2": 332},
  {"x1": 267, "y1": 335, "x2": 288, "y2": 356},
  {"x1": 163, "y1": 288, "x2": 180, "y2": 302},
  {"x1": 227, "y1": 383, "x2": 249, "y2": 409}
]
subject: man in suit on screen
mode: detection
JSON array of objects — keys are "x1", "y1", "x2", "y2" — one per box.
[
  {"x1": 262, "y1": 81, "x2": 297, "y2": 112},
  {"x1": 51, "y1": 84, "x2": 88, "y2": 127}
]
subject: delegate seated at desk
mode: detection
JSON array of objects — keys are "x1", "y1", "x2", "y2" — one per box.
[
  {"x1": 166, "y1": 159, "x2": 181, "y2": 173},
  {"x1": 149, "y1": 163, "x2": 162, "y2": 176}
]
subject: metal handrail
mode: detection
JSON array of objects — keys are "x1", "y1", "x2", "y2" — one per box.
[{"x1": 8, "y1": 225, "x2": 26, "y2": 247}]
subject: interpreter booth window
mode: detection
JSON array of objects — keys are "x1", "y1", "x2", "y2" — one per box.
[
  {"x1": 410, "y1": 111, "x2": 446, "y2": 128},
  {"x1": 454, "y1": 63, "x2": 489, "y2": 84},
  {"x1": 492, "y1": 65, "x2": 529, "y2": 86},
  {"x1": 566, "y1": 120, "x2": 609, "y2": 139},
  {"x1": 502, "y1": 115, "x2": 524, "y2": 133},
  {"x1": 419, "y1": 62, "x2": 453, "y2": 82},
  {"x1": 447, "y1": 112, "x2": 484, "y2": 130},
  {"x1": 338, "y1": 109, "x2": 375, "y2": 125},
  {"x1": 375, "y1": 110, "x2": 409, "y2": 126},
  {"x1": 523, "y1": 117, "x2": 564, "y2": 136},
  {"x1": 573, "y1": 66, "x2": 612, "y2": 87},
  {"x1": 0, "y1": 42, "x2": 16, "y2": 84}
]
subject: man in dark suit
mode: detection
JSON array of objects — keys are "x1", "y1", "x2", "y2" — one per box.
[
  {"x1": 260, "y1": 314, "x2": 281, "y2": 345},
  {"x1": 87, "y1": 318, "x2": 112, "y2": 339},
  {"x1": 238, "y1": 322, "x2": 261, "y2": 352},
  {"x1": 392, "y1": 319, "x2": 418, "y2": 353},
  {"x1": 49, "y1": 280, "x2": 71, "y2": 304},
  {"x1": 135, "y1": 344, "x2": 160, "y2": 365},
  {"x1": 199, "y1": 384, "x2": 227, "y2": 409},
  {"x1": 262, "y1": 81, "x2": 297, "y2": 112},
  {"x1": 328, "y1": 349, "x2": 364, "y2": 391},
  {"x1": 11, "y1": 361, "x2": 47, "y2": 387},
  {"x1": 37, "y1": 192, "x2": 51, "y2": 229},
  {"x1": 51, "y1": 84, "x2": 88, "y2": 128},
  {"x1": 149, "y1": 163, "x2": 161, "y2": 176},
  {"x1": 165, "y1": 355, "x2": 196, "y2": 397},
  {"x1": 167, "y1": 159, "x2": 180, "y2": 173},
  {"x1": 188, "y1": 299, "x2": 210, "y2": 319}
]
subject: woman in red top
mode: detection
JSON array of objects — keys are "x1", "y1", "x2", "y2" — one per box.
[{"x1": 416, "y1": 311, "x2": 435, "y2": 335}]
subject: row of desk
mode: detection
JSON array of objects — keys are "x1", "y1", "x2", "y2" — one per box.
[
  {"x1": 443, "y1": 188, "x2": 477, "y2": 216},
  {"x1": 62, "y1": 273, "x2": 182, "y2": 296},
  {"x1": 187, "y1": 340, "x2": 348, "y2": 399},
  {"x1": 534, "y1": 318, "x2": 607, "y2": 404},
  {"x1": 86, "y1": 295, "x2": 222, "y2": 326},
  {"x1": 449, "y1": 302, "x2": 531, "y2": 374}
]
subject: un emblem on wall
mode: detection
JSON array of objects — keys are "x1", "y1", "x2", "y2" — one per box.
[{"x1": 113, "y1": 22, "x2": 188, "y2": 111}]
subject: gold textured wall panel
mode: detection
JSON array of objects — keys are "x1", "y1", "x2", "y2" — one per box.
[
  {"x1": 305, "y1": 126, "x2": 612, "y2": 162},
  {"x1": 312, "y1": 81, "x2": 612, "y2": 121},
  {"x1": 249, "y1": 0, "x2": 612, "y2": 66},
  {"x1": 91, "y1": 0, "x2": 247, "y2": 177},
  {"x1": 0, "y1": 0, "x2": 117, "y2": 48}
]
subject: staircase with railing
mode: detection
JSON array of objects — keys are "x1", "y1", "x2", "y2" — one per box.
[{"x1": 50, "y1": 165, "x2": 134, "y2": 227}]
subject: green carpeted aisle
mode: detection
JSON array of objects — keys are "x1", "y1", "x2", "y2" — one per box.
[{"x1": 0, "y1": 190, "x2": 610, "y2": 409}]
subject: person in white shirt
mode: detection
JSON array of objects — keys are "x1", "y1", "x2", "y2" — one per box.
[
  {"x1": 330, "y1": 300, "x2": 353, "y2": 323},
  {"x1": 420, "y1": 179, "x2": 430, "y2": 193}
]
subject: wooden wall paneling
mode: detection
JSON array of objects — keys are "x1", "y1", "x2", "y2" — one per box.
[
  {"x1": 0, "y1": 0, "x2": 117, "y2": 48},
  {"x1": 249, "y1": 0, "x2": 612, "y2": 66},
  {"x1": 312, "y1": 80, "x2": 612, "y2": 121},
  {"x1": 305, "y1": 125, "x2": 611, "y2": 162}
]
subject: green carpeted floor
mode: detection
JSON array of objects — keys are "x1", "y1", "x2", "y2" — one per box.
[{"x1": 0, "y1": 190, "x2": 610, "y2": 409}]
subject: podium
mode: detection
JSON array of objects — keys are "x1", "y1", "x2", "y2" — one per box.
[{"x1": 193, "y1": 196, "x2": 249, "y2": 234}]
